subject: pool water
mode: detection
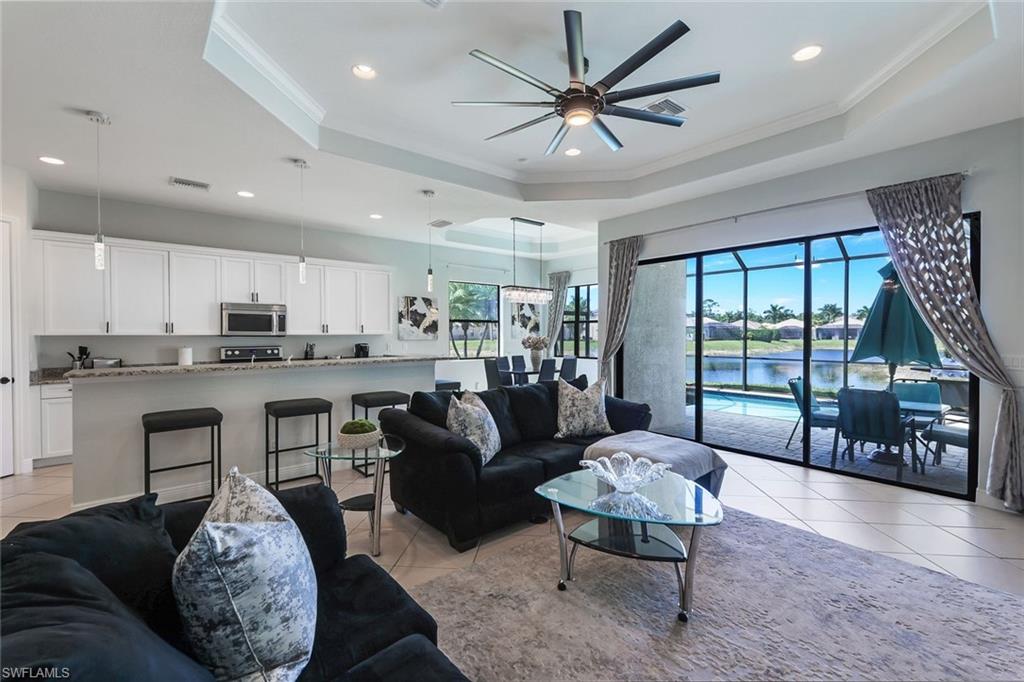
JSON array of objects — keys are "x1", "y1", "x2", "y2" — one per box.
[{"x1": 700, "y1": 391, "x2": 800, "y2": 422}]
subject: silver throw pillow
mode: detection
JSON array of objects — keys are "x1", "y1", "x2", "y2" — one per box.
[
  {"x1": 447, "y1": 392, "x2": 502, "y2": 465},
  {"x1": 172, "y1": 468, "x2": 317, "y2": 681},
  {"x1": 556, "y1": 377, "x2": 614, "y2": 439}
]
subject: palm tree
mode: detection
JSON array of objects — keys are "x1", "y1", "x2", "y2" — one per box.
[
  {"x1": 702, "y1": 298, "x2": 720, "y2": 319},
  {"x1": 448, "y1": 282, "x2": 493, "y2": 358},
  {"x1": 762, "y1": 304, "x2": 794, "y2": 324},
  {"x1": 814, "y1": 303, "x2": 843, "y2": 326},
  {"x1": 855, "y1": 305, "x2": 871, "y2": 320}
]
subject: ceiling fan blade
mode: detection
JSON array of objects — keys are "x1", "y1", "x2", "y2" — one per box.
[
  {"x1": 591, "y1": 117, "x2": 623, "y2": 152},
  {"x1": 601, "y1": 104, "x2": 684, "y2": 127},
  {"x1": 452, "y1": 101, "x2": 556, "y2": 107},
  {"x1": 564, "y1": 10, "x2": 585, "y2": 91},
  {"x1": 469, "y1": 49, "x2": 564, "y2": 97},
  {"x1": 484, "y1": 112, "x2": 558, "y2": 141},
  {"x1": 604, "y1": 71, "x2": 721, "y2": 104},
  {"x1": 544, "y1": 121, "x2": 570, "y2": 156},
  {"x1": 593, "y1": 20, "x2": 690, "y2": 96}
]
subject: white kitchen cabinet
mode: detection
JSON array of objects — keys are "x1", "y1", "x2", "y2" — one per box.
[
  {"x1": 323, "y1": 266, "x2": 360, "y2": 335},
  {"x1": 40, "y1": 385, "x2": 73, "y2": 459},
  {"x1": 41, "y1": 241, "x2": 107, "y2": 334},
  {"x1": 169, "y1": 251, "x2": 220, "y2": 334},
  {"x1": 254, "y1": 260, "x2": 286, "y2": 304},
  {"x1": 358, "y1": 270, "x2": 392, "y2": 334},
  {"x1": 221, "y1": 257, "x2": 254, "y2": 303},
  {"x1": 108, "y1": 246, "x2": 168, "y2": 335},
  {"x1": 285, "y1": 263, "x2": 325, "y2": 334}
]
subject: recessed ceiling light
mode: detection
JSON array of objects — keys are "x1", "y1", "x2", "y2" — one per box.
[
  {"x1": 564, "y1": 148, "x2": 581, "y2": 157},
  {"x1": 352, "y1": 64, "x2": 377, "y2": 80},
  {"x1": 236, "y1": 190, "x2": 255, "y2": 198},
  {"x1": 369, "y1": 213, "x2": 383, "y2": 220},
  {"x1": 39, "y1": 156, "x2": 65, "y2": 165},
  {"x1": 792, "y1": 45, "x2": 822, "y2": 62}
]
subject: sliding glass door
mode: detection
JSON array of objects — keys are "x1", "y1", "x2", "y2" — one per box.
[{"x1": 620, "y1": 219, "x2": 979, "y2": 499}]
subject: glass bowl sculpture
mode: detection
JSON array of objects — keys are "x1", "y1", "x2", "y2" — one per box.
[{"x1": 579, "y1": 452, "x2": 670, "y2": 494}]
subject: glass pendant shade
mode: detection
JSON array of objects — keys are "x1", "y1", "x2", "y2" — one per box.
[
  {"x1": 93, "y1": 235, "x2": 105, "y2": 271},
  {"x1": 501, "y1": 285, "x2": 553, "y2": 304},
  {"x1": 298, "y1": 256, "x2": 307, "y2": 285},
  {"x1": 427, "y1": 267, "x2": 434, "y2": 293}
]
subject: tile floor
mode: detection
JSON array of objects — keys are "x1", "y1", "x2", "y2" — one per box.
[{"x1": 3, "y1": 451, "x2": 1023, "y2": 596}]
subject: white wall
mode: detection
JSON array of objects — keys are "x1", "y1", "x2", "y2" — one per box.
[{"x1": 598, "y1": 118, "x2": 1024, "y2": 508}]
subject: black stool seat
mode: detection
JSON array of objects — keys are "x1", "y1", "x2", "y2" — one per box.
[
  {"x1": 142, "y1": 407, "x2": 223, "y2": 434},
  {"x1": 264, "y1": 398, "x2": 333, "y2": 419},
  {"x1": 351, "y1": 391, "x2": 410, "y2": 409},
  {"x1": 435, "y1": 380, "x2": 461, "y2": 391}
]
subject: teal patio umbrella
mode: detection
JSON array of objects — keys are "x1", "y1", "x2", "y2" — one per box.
[{"x1": 850, "y1": 262, "x2": 942, "y2": 387}]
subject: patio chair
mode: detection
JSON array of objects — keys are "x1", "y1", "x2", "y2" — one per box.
[
  {"x1": 537, "y1": 358, "x2": 557, "y2": 382},
  {"x1": 495, "y1": 357, "x2": 514, "y2": 386},
  {"x1": 892, "y1": 380, "x2": 942, "y2": 430},
  {"x1": 785, "y1": 377, "x2": 840, "y2": 459},
  {"x1": 836, "y1": 388, "x2": 921, "y2": 481},
  {"x1": 510, "y1": 355, "x2": 529, "y2": 385},
  {"x1": 558, "y1": 357, "x2": 578, "y2": 381},
  {"x1": 920, "y1": 411, "x2": 970, "y2": 467}
]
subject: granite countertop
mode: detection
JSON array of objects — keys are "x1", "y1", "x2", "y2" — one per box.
[
  {"x1": 63, "y1": 355, "x2": 449, "y2": 381},
  {"x1": 30, "y1": 367, "x2": 73, "y2": 386}
]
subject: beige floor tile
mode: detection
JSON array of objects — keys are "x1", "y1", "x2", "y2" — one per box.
[
  {"x1": 831, "y1": 500, "x2": 929, "y2": 525},
  {"x1": 394, "y1": 525, "x2": 478, "y2": 569},
  {"x1": 718, "y1": 475, "x2": 763, "y2": 497},
  {"x1": 1006, "y1": 559, "x2": 1024, "y2": 571},
  {"x1": 370, "y1": 506, "x2": 426, "y2": 533},
  {"x1": 778, "y1": 467, "x2": 847, "y2": 483},
  {"x1": 939, "y1": 526, "x2": 1024, "y2": 559},
  {"x1": 773, "y1": 517, "x2": 817, "y2": 534},
  {"x1": 924, "y1": 555, "x2": 1024, "y2": 596},
  {"x1": 723, "y1": 496, "x2": 796, "y2": 521},
  {"x1": 1, "y1": 476, "x2": 52, "y2": 498},
  {"x1": 870, "y1": 523, "x2": 992, "y2": 557},
  {"x1": 900, "y1": 503, "x2": 992, "y2": 527},
  {"x1": 876, "y1": 552, "x2": 949, "y2": 574},
  {"x1": 31, "y1": 477, "x2": 73, "y2": 495},
  {"x1": 14, "y1": 495, "x2": 72, "y2": 520},
  {"x1": 345, "y1": 526, "x2": 418, "y2": 572},
  {"x1": 751, "y1": 480, "x2": 824, "y2": 499},
  {"x1": 1, "y1": 493, "x2": 65, "y2": 516},
  {"x1": 776, "y1": 498, "x2": 861, "y2": 522},
  {"x1": 855, "y1": 484, "x2": 947, "y2": 505},
  {"x1": 726, "y1": 464, "x2": 793, "y2": 482},
  {"x1": 801, "y1": 481, "x2": 885, "y2": 500},
  {"x1": 950, "y1": 504, "x2": 1024, "y2": 529},
  {"x1": 388, "y1": 565, "x2": 458, "y2": 590},
  {"x1": 804, "y1": 521, "x2": 911, "y2": 553},
  {"x1": 31, "y1": 464, "x2": 72, "y2": 478}
]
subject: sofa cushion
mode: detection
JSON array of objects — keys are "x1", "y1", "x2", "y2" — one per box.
[
  {"x1": 478, "y1": 452, "x2": 547, "y2": 506},
  {"x1": 299, "y1": 555, "x2": 437, "y2": 680},
  {"x1": 503, "y1": 383, "x2": 558, "y2": 441},
  {"x1": 342, "y1": 634, "x2": 469, "y2": 682},
  {"x1": 173, "y1": 469, "x2": 317, "y2": 681},
  {"x1": 539, "y1": 374, "x2": 588, "y2": 406},
  {"x1": 500, "y1": 440, "x2": 587, "y2": 480},
  {"x1": 408, "y1": 390, "x2": 457, "y2": 428},
  {"x1": 4, "y1": 494, "x2": 181, "y2": 642},
  {"x1": 605, "y1": 395, "x2": 653, "y2": 433},
  {"x1": 0, "y1": 551, "x2": 214, "y2": 681},
  {"x1": 472, "y1": 388, "x2": 522, "y2": 448}
]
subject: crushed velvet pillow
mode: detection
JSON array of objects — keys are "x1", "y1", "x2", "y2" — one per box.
[
  {"x1": 555, "y1": 378, "x2": 614, "y2": 439},
  {"x1": 446, "y1": 393, "x2": 502, "y2": 465}
]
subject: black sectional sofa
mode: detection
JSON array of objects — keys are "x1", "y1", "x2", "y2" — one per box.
[
  {"x1": 381, "y1": 377, "x2": 652, "y2": 551},
  {"x1": 1, "y1": 485, "x2": 467, "y2": 682}
]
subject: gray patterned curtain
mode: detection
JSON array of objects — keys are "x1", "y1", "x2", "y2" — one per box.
[
  {"x1": 600, "y1": 236, "x2": 643, "y2": 383},
  {"x1": 545, "y1": 271, "x2": 571, "y2": 358},
  {"x1": 867, "y1": 173, "x2": 1023, "y2": 511}
]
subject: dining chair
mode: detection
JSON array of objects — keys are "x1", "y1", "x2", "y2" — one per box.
[
  {"x1": 785, "y1": 377, "x2": 840, "y2": 459},
  {"x1": 510, "y1": 355, "x2": 528, "y2": 385},
  {"x1": 558, "y1": 357, "x2": 577, "y2": 381},
  {"x1": 538, "y1": 358, "x2": 557, "y2": 382},
  {"x1": 836, "y1": 388, "x2": 921, "y2": 481},
  {"x1": 484, "y1": 358, "x2": 502, "y2": 390},
  {"x1": 495, "y1": 357, "x2": 513, "y2": 386}
]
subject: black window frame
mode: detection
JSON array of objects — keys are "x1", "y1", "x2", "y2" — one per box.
[
  {"x1": 447, "y1": 280, "x2": 501, "y2": 359},
  {"x1": 556, "y1": 284, "x2": 599, "y2": 359}
]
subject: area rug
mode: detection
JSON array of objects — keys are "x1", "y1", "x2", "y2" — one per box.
[{"x1": 411, "y1": 508, "x2": 1024, "y2": 681}]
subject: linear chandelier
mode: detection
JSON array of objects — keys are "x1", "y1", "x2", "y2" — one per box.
[{"x1": 501, "y1": 216, "x2": 553, "y2": 304}]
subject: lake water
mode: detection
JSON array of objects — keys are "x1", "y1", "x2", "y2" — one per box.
[{"x1": 688, "y1": 354, "x2": 891, "y2": 392}]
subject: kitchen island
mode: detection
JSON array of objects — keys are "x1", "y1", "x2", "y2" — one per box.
[{"x1": 66, "y1": 355, "x2": 445, "y2": 508}]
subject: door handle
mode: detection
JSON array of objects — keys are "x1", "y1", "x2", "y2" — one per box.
[
  {"x1": 170, "y1": 322, "x2": 175, "y2": 333},
  {"x1": 0, "y1": 377, "x2": 12, "y2": 385},
  {"x1": 255, "y1": 292, "x2": 259, "y2": 302},
  {"x1": 165, "y1": 322, "x2": 168, "y2": 333},
  {"x1": 106, "y1": 321, "x2": 110, "y2": 333}
]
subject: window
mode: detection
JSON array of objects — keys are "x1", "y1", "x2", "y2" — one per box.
[
  {"x1": 556, "y1": 284, "x2": 599, "y2": 359},
  {"x1": 448, "y1": 281, "x2": 499, "y2": 358}
]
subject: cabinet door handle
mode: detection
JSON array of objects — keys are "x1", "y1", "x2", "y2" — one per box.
[
  {"x1": 361, "y1": 324, "x2": 364, "y2": 333},
  {"x1": 170, "y1": 322, "x2": 175, "y2": 334},
  {"x1": 106, "y1": 321, "x2": 110, "y2": 333},
  {"x1": 255, "y1": 292, "x2": 259, "y2": 302},
  {"x1": 325, "y1": 324, "x2": 329, "y2": 334},
  {"x1": 164, "y1": 322, "x2": 168, "y2": 333},
  {"x1": 250, "y1": 292, "x2": 254, "y2": 302}
]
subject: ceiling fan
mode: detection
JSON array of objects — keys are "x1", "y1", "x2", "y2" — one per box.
[{"x1": 453, "y1": 10, "x2": 720, "y2": 155}]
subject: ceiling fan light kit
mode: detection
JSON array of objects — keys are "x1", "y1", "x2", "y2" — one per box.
[{"x1": 454, "y1": 10, "x2": 720, "y2": 156}]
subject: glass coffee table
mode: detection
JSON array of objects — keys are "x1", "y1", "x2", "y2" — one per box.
[
  {"x1": 304, "y1": 434, "x2": 404, "y2": 557},
  {"x1": 535, "y1": 470, "x2": 723, "y2": 622}
]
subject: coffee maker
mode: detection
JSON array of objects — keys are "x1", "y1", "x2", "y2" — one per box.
[{"x1": 354, "y1": 343, "x2": 370, "y2": 358}]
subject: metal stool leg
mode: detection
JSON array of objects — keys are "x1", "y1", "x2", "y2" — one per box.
[
  {"x1": 265, "y1": 412, "x2": 270, "y2": 489},
  {"x1": 217, "y1": 423, "x2": 222, "y2": 489},
  {"x1": 144, "y1": 431, "x2": 151, "y2": 495},
  {"x1": 274, "y1": 415, "x2": 281, "y2": 491},
  {"x1": 209, "y1": 425, "x2": 216, "y2": 498}
]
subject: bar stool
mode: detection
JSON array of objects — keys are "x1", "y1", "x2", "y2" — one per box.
[
  {"x1": 265, "y1": 398, "x2": 332, "y2": 490},
  {"x1": 435, "y1": 379, "x2": 461, "y2": 391},
  {"x1": 350, "y1": 391, "x2": 410, "y2": 477},
  {"x1": 142, "y1": 407, "x2": 223, "y2": 502}
]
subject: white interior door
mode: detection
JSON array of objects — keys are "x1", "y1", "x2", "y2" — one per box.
[
  {"x1": 170, "y1": 251, "x2": 220, "y2": 334},
  {"x1": 0, "y1": 221, "x2": 14, "y2": 476}
]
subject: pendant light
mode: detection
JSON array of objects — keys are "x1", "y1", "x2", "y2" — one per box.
[
  {"x1": 501, "y1": 217, "x2": 553, "y2": 304},
  {"x1": 422, "y1": 190, "x2": 435, "y2": 293},
  {"x1": 88, "y1": 111, "x2": 111, "y2": 270},
  {"x1": 293, "y1": 159, "x2": 309, "y2": 284}
]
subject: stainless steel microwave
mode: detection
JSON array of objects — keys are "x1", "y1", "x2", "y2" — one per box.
[{"x1": 221, "y1": 302, "x2": 287, "y2": 337}]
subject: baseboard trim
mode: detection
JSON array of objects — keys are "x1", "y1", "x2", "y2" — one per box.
[{"x1": 70, "y1": 461, "x2": 323, "y2": 510}]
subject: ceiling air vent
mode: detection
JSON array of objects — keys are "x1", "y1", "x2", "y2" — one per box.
[
  {"x1": 168, "y1": 176, "x2": 211, "y2": 192},
  {"x1": 428, "y1": 219, "x2": 453, "y2": 228},
  {"x1": 644, "y1": 98, "x2": 687, "y2": 116}
]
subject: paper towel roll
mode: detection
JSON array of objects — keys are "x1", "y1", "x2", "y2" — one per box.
[{"x1": 178, "y1": 347, "x2": 193, "y2": 366}]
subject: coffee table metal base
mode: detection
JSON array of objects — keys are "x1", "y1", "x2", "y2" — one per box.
[{"x1": 551, "y1": 501, "x2": 704, "y2": 622}]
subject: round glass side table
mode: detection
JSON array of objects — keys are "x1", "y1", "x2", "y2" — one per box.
[{"x1": 304, "y1": 434, "x2": 405, "y2": 556}]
